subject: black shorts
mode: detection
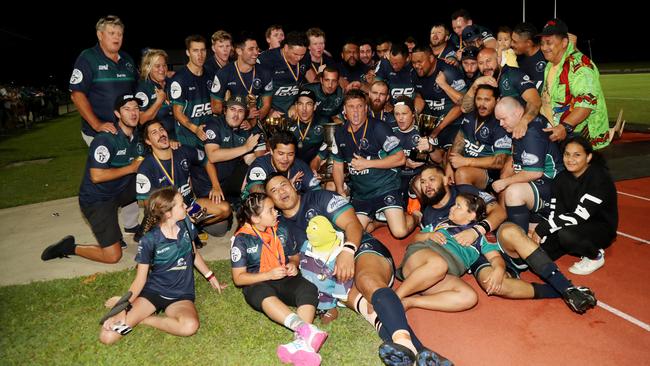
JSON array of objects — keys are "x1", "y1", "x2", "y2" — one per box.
[
  {"x1": 139, "y1": 290, "x2": 195, "y2": 313},
  {"x1": 355, "y1": 233, "x2": 396, "y2": 286},
  {"x1": 242, "y1": 275, "x2": 318, "y2": 312},
  {"x1": 468, "y1": 251, "x2": 528, "y2": 279},
  {"x1": 352, "y1": 189, "x2": 404, "y2": 219},
  {"x1": 529, "y1": 178, "x2": 553, "y2": 213},
  {"x1": 79, "y1": 180, "x2": 136, "y2": 247}
]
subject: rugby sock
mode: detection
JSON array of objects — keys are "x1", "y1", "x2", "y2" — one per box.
[
  {"x1": 532, "y1": 283, "x2": 562, "y2": 299},
  {"x1": 353, "y1": 294, "x2": 388, "y2": 340},
  {"x1": 371, "y1": 287, "x2": 424, "y2": 352},
  {"x1": 283, "y1": 313, "x2": 305, "y2": 332},
  {"x1": 526, "y1": 247, "x2": 573, "y2": 293},
  {"x1": 506, "y1": 204, "x2": 530, "y2": 232}
]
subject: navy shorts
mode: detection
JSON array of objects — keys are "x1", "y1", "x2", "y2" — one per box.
[
  {"x1": 354, "y1": 232, "x2": 395, "y2": 286},
  {"x1": 529, "y1": 178, "x2": 553, "y2": 213},
  {"x1": 352, "y1": 189, "x2": 404, "y2": 219},
  {"x1": 468, "y1": 251, "x2": 528, "y2": 279},
  {"x1": 139, "y1": 290, "x2": 195, "y2": 313}
]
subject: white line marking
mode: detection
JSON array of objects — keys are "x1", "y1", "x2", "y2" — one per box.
[
  {"x1": 597, "y1": 300, "x2": 650, "y2": 332},
  {"x1": 607, "y1": 97, "x2": 650, "y2": 101},
  {"x1": 617, "y1": 231, "x2": 650, "y2": 244},
  {"x1": 617, "y1": 191, "x2": 650, "y2": 202}
]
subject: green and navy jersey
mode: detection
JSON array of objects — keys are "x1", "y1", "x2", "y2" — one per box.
[
  {"x1": 517, "y1": 49, "x2": 547, "y2": 93},
  {"x1": 230, "y1": 223, "x2": 297, "y2": 273},
  {"x1": 203, "y1": 115, "x2": 266, "y2": 185},
  {"x1": 79, "y1": 129, "x2": 144, "y2": 205},
  {"x1": 135, "y1": 78, "x2": 176, "y2": 139},
  {"x1": 210, "y1": 62, "x2": 273, "y2": 106},
  {"x1": 258, "y1": 48, "x2": 310, "y2": 114},
  {"x1": 302, "y1": 82, "x2": 344, "y2": 120},
  {"x1": 69, "y1": 44, "x2": 138, "y2": 136},
  {"x1": 420, "y1": 184, "x2": 496, "y2": 231},
  {"x1": 332, "y1": 117, "x2": 402, "y2": 200},
  {"x1": 279, "y1": 190, "x2": 352, "y2": 247},
  {"x1": 512, "y1": 115, "x2": 563, "y2": 179},
  {"x1": 136, "y1": 216, "x2": 197, "y2": 299},
  {"x1": 337, "y1": 62, "x2": 369, "y2": 83},
  {"x1": 204, "y1": 57, "x2": 226, "y2": 86},
  {"x1": 374, "y1": 58, "x2": 415, "y2": 103},
  {"x1": 459, "y1": 112, "x2": 512, "y2": 158},
  {"x1": 413, "y1": 61, "x2": 467, "y2": 117},
  {"x1": 243, "y1": 155, "x2": 321, "y2": 198},
  {"x1": 169, "y1": 66, "x2": 214, "y2": 148},
  {"x1": 135, "y1": 146, "x2": 206, "y2": 205},
  {"x1": 286, "y1": 119, "x2": 326, "y2": 164},
  {"x1": 392, "y1": 124, "x2": 422, "y2": 178},
  {"x1": 497, "y1": 65, "x2": 536, "y2": 104}
]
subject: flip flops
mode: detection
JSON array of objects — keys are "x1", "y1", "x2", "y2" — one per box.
[{"x1": 99, "y1": 291, "x2": 132, "y2": 325}]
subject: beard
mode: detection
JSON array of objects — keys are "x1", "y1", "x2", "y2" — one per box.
[{"x1": 422, "y1": 186, "x2": 447, "y2": 206}]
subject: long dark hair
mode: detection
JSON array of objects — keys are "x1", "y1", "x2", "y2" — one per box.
[
  {"x1": 562, "y1": 135, "x2": 607, "y2": 169},
  {"x1": 143, "y1": 187, "x2": 178, "y2": 233},
  {"x1": 236, "y1": 192, "x2": 268, "y2": 229},
  {"x1": 457, "y1": 192, "x2": 487, "y2": 222}
]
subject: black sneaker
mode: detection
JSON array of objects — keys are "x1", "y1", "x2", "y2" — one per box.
[
  {"x1": 41, "y1": 236, "x2": 75, "y2": 261},
  {"x1": 124, "y1": 224, "x2": 141, "y2": 234},
  {"x1": 379, "y1": 341, "x2": 416, "y2": 366},
  {"x1": 133, "y1": 227, "x2": 144, "y2": 243},
  {"x1": 562, "y1": 286, "x2": 597, "y2": 314},
  {"x1": 120, "y1": 239, "x2": 128, "y2": 249},
  {"x1": 416, "y1": 348, "x2": 454, "y2": 366}
]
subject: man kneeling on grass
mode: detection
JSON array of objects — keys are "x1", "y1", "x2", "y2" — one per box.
[{"x1": 98, "y1": 188, "x2": 226, "y2": 344}]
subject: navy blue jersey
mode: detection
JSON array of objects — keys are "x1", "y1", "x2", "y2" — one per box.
[
  {"x1": 374, "y1": 58, "x2": 415, "y2": 103},
  {"x1": 434, "y1": 43, "x2": 458, "y2": 60},
  {"x1": 463, "y1": 69, "x2": 479, "y2": 88},
  {"x1": 79, "y1": 129, "x2": 144, "y2": 205},
  {"x1": 69, "y1": 44, "x2": 138, "y2": 136},
  {"x1": 512, "y1": 115, "x2": 563, "y2": 180},
  {"x1": 516, "y1": 49, "x2": 547, "y2": 93},
  {"x1": 204, "y1": 57, "x2": 226, "y2": 86},
  {"x1": 392, "y1": 125, "x2": 422, "y2": 178},
  {"x1": 169, "y1": 66, "x2": 214, "y2": 148},
  {"x1": 210, "y1": 62, "x2": 273, "y2": 106},
  {"x1": 135, "y1": 146, "x2": 205, "y2": 205},
  {"x1": 136, "y1": 216, "x2": 197, "y2": 299},
  {"x1": 304, "y1": 53, "x2": 336, "y2": 75},
  {"x1": 337, "y1": 62, "x2": 369, "y2": 83},
  {"x1": 244, "y1": 155, "x2": 320, "y2": 198},
  {"x1": 286, "y1": 119, "x2": 326, "y2": 164},
  {"x1": 279, "y1": 190, "x2": 353, "y2": 247},
  {"x1": 368, "y1": 109, "x2": 396, "y2": 127},
  {"x1": 230, "y1": 223, "x2": 297, "y2": 273},
  {"x1": 303, "y1": 82, "x2": 344, "y2": 120},
  {"x1": 204, "y1": 115, "x2": 266, "y2": 185},
  {"x1": 420, "y1": 184, "x2": 496, "y2": 231},
  {"x1": 135, "y1": 78, "x2": 176, "y2": 138},
  {"x1": 332, "y1": 118, "x2": 402, "y2": 199},
  {"x1": 413, "y1": 61, "x2": 467, "y2": 117},
  {"x1": 498, "y1": 65, "x2": 536, "y2": 104},
  {"x1": 459, "y1": 112, "x2": 512, "y2": 157},
  {"x1": 449, "y1": 24, "x2": 493, "y2": 49},
  {"x1": 258, "y1": 48, "x2": 310, "y2": 114}
]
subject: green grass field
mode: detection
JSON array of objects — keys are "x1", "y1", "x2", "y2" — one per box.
[
  {"x1": 0, "y1": 260, "x2": 380, "y2": 365},
  {"x1": 601, "y1": 73, "x2": 650, "y2": 125}
]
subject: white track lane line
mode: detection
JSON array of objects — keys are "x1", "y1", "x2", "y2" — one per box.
[
  {"x1": 617, "y1": 231, "x2": 650, "y2": 245},
  {"x1": 617, "y1": 191, "x2": 650, "y2": 202},
  {"x1": 597, "y1": 300, "x2": 650, "y2": 332}
]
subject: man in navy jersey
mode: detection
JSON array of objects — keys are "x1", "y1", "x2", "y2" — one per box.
[
  {"x1": 461, "y1": 47, "x2": 541, "y2": 140},
  {"x1": 429, "y1": 23, "x2": 458, "y2": 63},
  {"x1": 304, "y1": 28, "x2": 335, "y2": 83},
  {"x1": 265, "y1": 25, "x2": 285, "y2": 50},
  {"x1": 359, "y1": 39, "x2": 377, "y2": 69},
  {"x1": 41, "y1": 95, "x2": 144, "y2": 264},
  {"x1": 512, "y1": 23, "x2": 547, "y2": 93},
  {"x1": 492, "y1": 97, "x2": 563, "y2": 233},
  {"x1": 286, "y1": 89, "x2": 327, "y2": 166},
  {"x1": 332, "y1": 90, "x2": 417, "y2": 239},
  {"x1": 411, "y1": 44, "x2": 467, "y2": 162},
  {"x1": 297, "y1": 67, "x2": 344, "y2": 124},
  {"x1": 69, "y1": 15, "x2": 137, "y2": 145},
  {"x1": 337, "y1": 41, "x2": 368, "y2": 91},
  {"x1": 203, "y1": 95, "x2": 266, "y2": 207},
  {"x1": 449, "y1": 9, "x2": 493, "y2": 52},
  {"x1": 460, "y1": 46, "x2": 480, "y2": 86},
  {"x1": 446, "y1": 85, "x2": 511, "y2": 189},
  {"x1": 258, "y1": 31, "x2": 314, "y2": 117},
  {"x1": 369, "y1": 43, "x2": 414, "y2": 104},
  {"x1": 210, "y1": 32, "x2": 273, "y2": 124},
  {"x1": 204, "y1": 30, "x2": 232, "y2": 83},
  {"x1": 367, "y1": 81, "x2": 396, "y2": 126},
  {"x1": 265, "y1": 174, "x2": 446, "y2": 366}
]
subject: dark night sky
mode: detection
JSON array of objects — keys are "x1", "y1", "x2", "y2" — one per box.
[{"x1": 1, "y1": 1, "x2": 645, "y2": 87}]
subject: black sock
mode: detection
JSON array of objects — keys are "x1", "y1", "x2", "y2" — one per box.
[
  {"x1": 371, "y1": 287, "x2": 424, "y2": 352},
  {"x1": 506, "y1": 204, "x2": 530, "y2": 232},
  {"x1": 526, "y1": 247, "x2": 573, "y2": 293},
  {"x1": 532, "y1": 283, "x2": 562, "y2": 299}
]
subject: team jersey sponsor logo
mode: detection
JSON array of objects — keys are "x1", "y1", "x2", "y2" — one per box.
[
  {"x1": 275, "y1": 85, "x2": 299, "y2": 97},
  {"x1": 478, "y1": 191, "x2": 495, "y2": 204},
  {"x1": 494, "y1": 136, "x2": 512, "y2": 149},
  {"x1": 249, "y1": 167, "x2": 266, "y2": 181},
  {"x1": 264, "y1": 81, "x2": 273, "y2": 92},
  {"x1": 383, "y1": 135, "x2": 400, "y2": 151},
  {"x1": 136, "y1": 173, "x2": 151, "y2": 194},
  {"x1": 231, "y1": 246, "x2": 242, "y2": 262},
  {"x1": 206, "y1": 129, "x2": 216, "y2": 140},
  {"x1": 170, "y1": 81, "x2": 182, "y2": 99},
  {"x1": 190, "y1": 103, "x2": 212, "y2": 118},
  {"x1": 463, "y1": 140, "x2": 485, "y2": 157},
  {"x1": 211, "y1": 76, "x2": 221, "y2": 93},
  {"x1": 246, "y1": 246, "x2": 258, "y2": 254},
  {"x1": 94, "y1": 145, "x2": 110, "y2": 163},
  {"x1": 70, "y1": 69, "x2": 83, "y2": 85},
  {"x1": 521, "y1": 150, "x2": 539, "y2": 165},
  {"x1": 390, "y1": 88, "x2": 415, "y2": 99},
  {"x1": 451, "y1": 79, "x2": 466, "y2": 91},
  {"x1": 98, "y1": 64, "x2": 109, "y2": 71},
  {"x1": 197, "y1": 150, "x2": 205, "y2": 161},
  {"x1": 135, "y1": 91, "x2": 149, "y2": 107}
]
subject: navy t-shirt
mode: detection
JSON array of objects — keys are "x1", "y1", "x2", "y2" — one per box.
[
  {"x1": 374, "y1": 58, "x2": 415, "y2": 103},
  {"x1": 413, "y1": 60, "x2": 467, "y2": 117}
]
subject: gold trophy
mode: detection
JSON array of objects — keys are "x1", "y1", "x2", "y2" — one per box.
[
  {"x1": 262, "y1": 116, "x2": 288, "y2": 139},
  {"x1": 410, "y1": 114, "x2": 439, "y2": 162}
]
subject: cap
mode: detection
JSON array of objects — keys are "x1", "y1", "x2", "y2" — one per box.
[
  {"x1": 114, "y1": 94, "x2": 141, "y2": 111},
  {"x1": 296, "y1": 88, "x2": 317, "y2": 103},
  {"x1": 226, "y1": 95, "x2": 248, "y2": 110},
  {"x1": 461, "y1": 25, "x2": 480, "y2": 42},
  {"x1": 537, "y1": 19, "x2": 569, "y2": 37},
  {"x1": 393, "y1": 95, "x2": 415, "y2": 113},
  {"x1": 461, "y1": 46, "x2": 479, "y2": 61}
]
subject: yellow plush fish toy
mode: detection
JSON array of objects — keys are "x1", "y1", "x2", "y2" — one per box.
[{"x1": 306, "y1": 215, "x2": 341, "y2": 255}]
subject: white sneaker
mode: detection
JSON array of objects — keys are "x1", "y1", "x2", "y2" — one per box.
[{"x1": 569, "y1": 249, "x2": 605, "y2": 275}]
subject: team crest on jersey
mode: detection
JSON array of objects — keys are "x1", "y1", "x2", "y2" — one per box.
[
  {"x1": 305, "y1": 208, "x2": 317, "y2": 220},
  {"x1": 125, "y1": 62, "x2": 135, "y2": 72},
  {"x1": 479, "y1": 126, "x2": 490, "y2": 138},
  {"x1": 253, "y1": 78, "x2": 262, "y2": 89},
  {"x1": 521, "y1": 150, "x2": 539, "y2": 165},
  {"x1": 231, "y1": 246, "x2": 242, "y2": 262},
  {"x1": 313, "y1": 125, "x2": 323, "y2": 135},
  {"x1": 136, "y1": 173, "x2": 151, "y2": 194},
  {"x1": 206, "y1": 129, "x2": 216, "y2": 140},
  {"x1": 384, "y1": 195, "x2": 396, "y2": 206},
  {"x1": 180, "y1": 158, "x2": 189, "y2": 171},
  {"x1": 94, "y1": 145, "x2": 110, "y2": 163},
  {"x1": 238, "y1": 136, "x2": 246, "y2": 144},
  {"x1": 249, "y1": 167, "x2": 266, "y2": 181},
  {"x1": 136, "y1": 143, "x2": 145, "y2": 156},
  {"x1": 170, "y1": 81, "x2": 182, "y2": 99},
  {"x1": 536, "y1": 61, "x2": 547, "y2": 72},
  {"x1": 135, "y1": 91, "x2": 149, "y2": 107},
  {"x1": 299, "y1": 64, "x2": 308, "y2": 73},
  {"x1": 359, "y1": 138, "x2": 370, "y2": 150},
  {"x1": 211, "y1": 76, "x2": 221, "y2": 93},
  {"x1": 70, "y1": 69, "x2": 83, "y2": 85},
  {"x1": 383, "y1": 135, "x2": 400, "y2": 151},
  {"x1": 411, "y1": 134, "x2": 421, "y2": 145},
  {"x1": 197, "y1": 149, "x2": 205, "y2": 161},
  {"x1": 502, "y1": 78, "x2": 511, "y2": 90}
]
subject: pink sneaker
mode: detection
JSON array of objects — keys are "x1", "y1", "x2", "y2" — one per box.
[
  {"x1": 276, "y1": 338, "x2": 321, "y2": 366},
  {"x1": 295, "y1": 323, "x2": 328, "y2": 352}
]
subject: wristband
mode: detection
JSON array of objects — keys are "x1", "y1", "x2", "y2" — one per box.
[
  {"x1": 560, "y1": 122, "x2": 574, "y2": 134},
  {"x1": 204, "y1": 271, "x2": 215, "y2": 281},
  {"x1": 477, "y1": 220, "x2": 491, "y2": 233},
  {"x1": 343, "y1": 242, "x2": 357, "y2": 253}
]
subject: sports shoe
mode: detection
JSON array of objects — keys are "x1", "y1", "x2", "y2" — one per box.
[
  {"x1": 41, "y1": 235, "x2": 75, "y2": 261},
  {"x1": 295, "y1": 323, "x2": 328, "y2": 352},
  {"x1": 378, "y1": 341, "x2": 416, "y2": 366},
  {"x1": 120, "y1": 239, "x2": 128, "y2": 249},
  {"x1": 569, "y1": 249, "x2": 605, "y2": 275},
  {"x1": 277, "y1": 338, "x2": 321, "y2": 366},
  {"x1": 124, "y1": 224, "x2": 141, "y2": 234},
  {"x1": 416, "y1": 348, "x2": 454, "y2": 366},
  {"x1": 562, "y1": 286, "x2": 597, "y2": 314}
]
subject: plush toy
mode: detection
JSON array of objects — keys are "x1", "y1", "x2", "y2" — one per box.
[{"x1": 306, "y1": 215, "x2": 341, "y2": 256}]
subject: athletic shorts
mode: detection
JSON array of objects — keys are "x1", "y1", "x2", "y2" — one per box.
[
  {"x1": 468, "y1": 251, "x2": 528, "y2": 279},
  {"x1": 79, "y1": 180, "x2": 136, "y2": 247},
  {"x1": 242, "y1": 275, "x2": 318, "y2": 312},
  {"x1": 139, "y1": 290, "x2": 195, "y2": 313},
  {"x1": 396, "y1": 240, "x2": 467, "y2": 280},
  {"x1": 355, "y1": 232, "x2": 396, "y2": 287},
  {"x1": 529, "y1": 178, "x2": 553, "y2": 213},
  {"x1": 352, "y1": 189, "x2": 404, "y2": 220}
]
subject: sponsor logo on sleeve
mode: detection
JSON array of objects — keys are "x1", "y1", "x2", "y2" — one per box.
[
  {"x1": 249, "y1": 166, "x2": 266, "y2": 181},
  {"x1": 70, "y1": 69, "x2": 83, "y2": 85},
  {"x1": 135, "y1": 91, "x2": 149, "y2": 107},
  {"x1": 170, "y1": 81, "x2": 182, "y2": 99},
  {"x1": 136, "y1": 173, "x2": 151, "y2": 194},
  {"x1": 327, "y1": 195, "x2": 348, "y2": 213},
  {"x1": 94, "y1": 145, "x2": 110, "y2": 163},
  {"x1": 231, "y1": 247, "x2": 242, "y2": 262}
]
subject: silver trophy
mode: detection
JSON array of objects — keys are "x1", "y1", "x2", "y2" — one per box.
[{"x1": 410, "y1": 114, "x2": 439, "y2": 162}]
